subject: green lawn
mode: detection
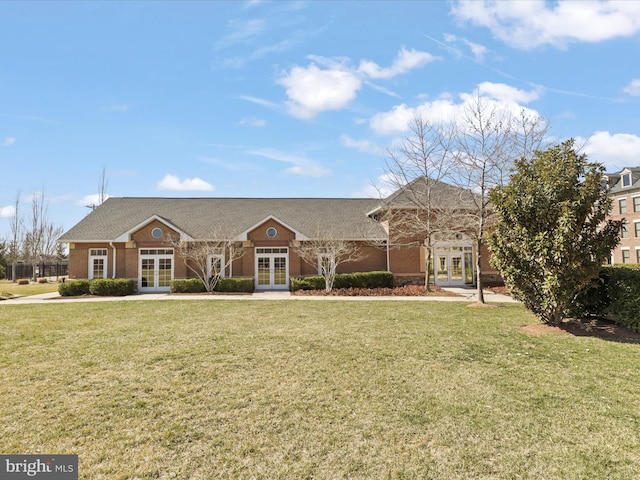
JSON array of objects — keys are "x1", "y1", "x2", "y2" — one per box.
[
  {"x1": 1, "y1": 300, "x2": 639, "y2": 479},
  {"x1": 0, "y1": 279, "x2": 60, "y2": 298}
]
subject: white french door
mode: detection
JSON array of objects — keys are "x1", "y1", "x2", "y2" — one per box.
[
  {"x1": 433, "y1": 245, "x2": 474, "y2": 287},
  {"x1": 139, "y1": 249, "x2": 174, "y2": 293},
  {"x1": 255, "y1": 248, "x2": 289, "y2": 290}
]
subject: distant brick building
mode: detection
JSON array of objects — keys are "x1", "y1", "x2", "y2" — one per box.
[{"x1": 605, "y1": 167, "x2": 640, "y2": 264}]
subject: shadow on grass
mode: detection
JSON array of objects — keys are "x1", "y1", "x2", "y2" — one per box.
[
  {"x1": 558, "y1": 317, "x2": 640, "y2": 344},
  {"x1": 521, "y1": 317, "x2": 640, "y2": 344}
]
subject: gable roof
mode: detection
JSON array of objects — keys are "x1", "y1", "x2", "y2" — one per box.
[
  {"x1": 58, "y1": 197, "x2": 387, "y2": 243},
  {"x1": 367, "y1": 176, "x2": 477, "y2": 216}
]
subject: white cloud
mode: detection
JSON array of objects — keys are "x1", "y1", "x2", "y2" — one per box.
[
  {"x1": 248, "y1": 148, "x2": 331, "y2": 177},
  {"x1": 369, "y1": 83, "x2": 541, "y2": 135},
  {"x1": 157, "y1": 174, "x2": 215, "y2": 191},
  {"x1": 1, "y1": 136, "x2": 16, "y2": 147},
  {"x1": 476, "y1": 82, "x2": 540, "y2": 104},
  {"x1": 339, "y1": 134, "x2": 385, "y2": 156},
  {"x1": 352, "y1": 174, "x2": 397, "y2": 198},
  {"x1": 101, "y1": 104, "x2": 130, "y2": 112},
  {"x1": 76, "y1": 194, "x2": 110, "y2": 207},
  {"x1": 0, "y1": 205, "x2": 15, "y2": 218},
  {"x1": 237, "y1": 95, "x2": 281, "y2": 110},
  {"x1": 451, "y1": 0, "x2": 640, "y2": 50},
  {"x1": 623, "y1": 79, "x2": 640, "y2": 96},
  {"x1": 277, "y1": 47, "x2": 436, "y2": 119},
  {"x1": 358, "y1": 47, "x2": 438, "y2": 79},
  {"x1": 238, "y1": 116, "x2": 267, "y2": 127},
  {"x1": 578, "y1": 131, "x2": 640, "y2": 172},
  {"x1": 278, "y1": 63, "x2": 362, "y2": 119},
  {"x1": 442, "y1": 34, "x2": 488, "y2": 62}
]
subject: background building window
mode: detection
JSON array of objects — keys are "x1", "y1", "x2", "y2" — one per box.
[
  {"x1": 621, "y1": 222, "x2": 629, "y2": 238},
  {"x1": 622, "y1": 174, "x2": 631, "y2": 187},
  {"x1": 619, "y1": 198, "x2": 627, "y2": 214},
  {"x1": 634, "y1": 197, "x2": 640, "y2": 212},
  {"x1": 635, "y1": 222, "x2": 640, "y2": 238},
  {"x1": 622, "y1": 249, "x2": 630, "y2": 263}
]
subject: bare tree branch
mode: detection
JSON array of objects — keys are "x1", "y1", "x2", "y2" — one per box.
[
  {"x1": 293, "y1": 227, "x2": 366, "y2": 292},
  {"x1": 166, "y1": 230, "x2": 247, "y2": 292}
]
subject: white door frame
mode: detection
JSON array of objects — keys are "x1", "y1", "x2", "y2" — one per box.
[
  {"x1": 255, "y1": 247, "x2": 289, "y2": 290},
  {"x1": 139, "y1": 248, "x2": 174, "y2": 293},
  {"x1": 433, "y1": 242, "x2": 474, "y2": 287}
]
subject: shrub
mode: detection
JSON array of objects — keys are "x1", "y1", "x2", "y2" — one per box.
[
  {"x1": 171, "y1": 277, "x2": 255, "y2": 293},
  {"x1": 290, "y1": 275, "x2": 326, "y2": 291},
  {"x1": 334, "y1": 271, "x2": 394, "y2": 289},
  {"x1": 17, "y1": 279, "x2": 30, "y2": 285},
  {"x1": 291, "y1": 271, "x2": 394, "y2": 291},
  {"x1": 37, "y1": 278, "x2": 48, "y2": 284},
  {"x1": 574, "y1": 266, "x2": 640, "y2": 332},
  {"x1": 215, "y1": 277, "x2": 254, "y2": 293},
  {"x1": 171, "y1": 278, "x2": 206, "y2": 293},
  {"x1": 89, "y1": 279, "x2": 135, "y2": 296},
  {"x1": 58, "y1": 280, "x2": 92, "y2": 296}
]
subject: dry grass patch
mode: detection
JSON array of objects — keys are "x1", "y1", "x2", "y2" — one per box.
[
  {"x1": 0, "y1": 279, "x2": 60, "y2": 299},
  {"x1": 1, "y1": 301, "x2": 639, "y2": 479}
]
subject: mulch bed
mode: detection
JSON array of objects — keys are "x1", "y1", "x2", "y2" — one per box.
[
  {"x1": 291, "y1": 285, "x2": 460, "y2": 297},
  {"x1": 521, "y1": 317, "x2": 640, "y2": 343}
]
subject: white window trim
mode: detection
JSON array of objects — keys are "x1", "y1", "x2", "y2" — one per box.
[
  {"x1": 207, "y1": 252, "x2": 226, "y2": 278},
  {"x1": 88, "y1": 249, "x2": 108, "y2": 280}
]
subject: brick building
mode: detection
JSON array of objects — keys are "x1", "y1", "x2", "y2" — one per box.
[
  {"x1": 58, "y1": 180, "x2": 496, "y2": 292},
  {"x1": 606, "y1": 167, "x2": 640, "y2": 264}
]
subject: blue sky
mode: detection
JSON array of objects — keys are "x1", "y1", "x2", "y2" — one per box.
[{"x1": 1, "y1": 0, "x2": 640, "y2": 239}]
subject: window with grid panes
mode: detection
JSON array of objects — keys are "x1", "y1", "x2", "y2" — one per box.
[
  {"x1": 619, "y1": 198, "x2": 627, "y2": 214},
  {"x1": 622, "y1": 250, "x2": 630, "y2": 263}
]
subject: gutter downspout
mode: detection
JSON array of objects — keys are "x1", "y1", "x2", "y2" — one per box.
[{"x1": 109, "y1": 241, "x2": 117, "y2": 278}]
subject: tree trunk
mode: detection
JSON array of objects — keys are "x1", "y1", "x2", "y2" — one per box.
[
  {"x1": 475, "y1": 238, "x2": 485, "y2": 304},
  {"x1": 424, "y1": 246, "x2": 432, "y2": 292}
]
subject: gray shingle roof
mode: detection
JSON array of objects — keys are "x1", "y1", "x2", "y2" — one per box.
[
  {"x1": 607, "y1": 167, "x2": 640, "y2": 194},
  {"x1": 58, "y1": 197, "x2": 388, "y2": 242}
]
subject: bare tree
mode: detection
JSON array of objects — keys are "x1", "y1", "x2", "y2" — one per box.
[
  {"x1": 86, "y1": 167, "x2": 109, "y2": 211},
  {"x1": 9, "y1": 192, "x2": 22, "y2": 282},
  {"x1": 293, "y1": 231, "x2": 365, "y2": 292},
  {"x1": 380, "y1": 115, "x2": 472, "y2": 291},
  {"x1": 23, "y1": 190, "x2": 64, "y2": 280},
  {"x1": 450, "y1": 93, "x2": 549, "y2": 303},
  {"x1": 26, "y1": 190, "x2": 46, "y2": 281},
  {"x1": 166, "y1": 232, "x2": 247, "y2": 292}
]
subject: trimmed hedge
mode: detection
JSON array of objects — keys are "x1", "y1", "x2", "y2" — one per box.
[
  {"x1": 575, "y1": 266, "x2": 640, "y2": 333},
  {"x1": 58, "y1": 280, "x2": 92, "y2": 296},
  {"x1": 89, "y1": 279, "x2": 135, "y2": 296},
  {"x1": 171, "y1": 278, "x2": 206, "y2": 293},
  {"x1": 58, "y1": 279, "x2": 135, "y2": 297},
  {"x1": 170, "y1": 277, "x2": 255, "y2": 294},
  {"x1": 291, "y1": 271, "x2": 394, "y2": 291},
  {"x1": 215, "y1": 277, "x2": 254, "y2": 293}
]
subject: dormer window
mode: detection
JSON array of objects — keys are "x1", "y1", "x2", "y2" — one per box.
[{"x1": 622, "y1": 173, "x2": 631, "y2": 187}]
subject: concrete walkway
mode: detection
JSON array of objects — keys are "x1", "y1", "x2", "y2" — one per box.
[{"x1": 0, "y1": 287, "x2": 517, "y2": 305}]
